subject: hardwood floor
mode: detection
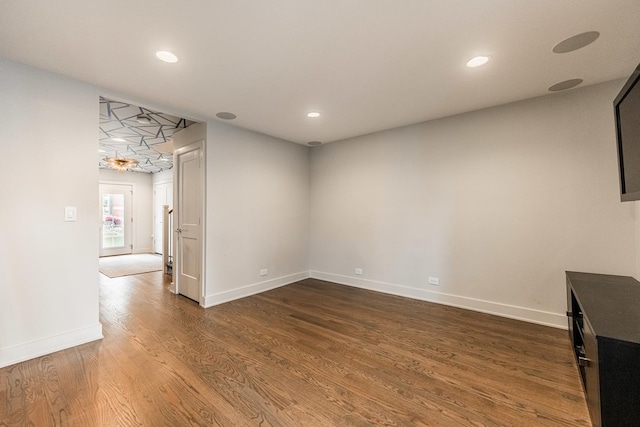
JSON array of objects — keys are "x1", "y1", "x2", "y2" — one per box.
[{"x1": 1, "y1": 273, "x2": 590, "y2": 426}]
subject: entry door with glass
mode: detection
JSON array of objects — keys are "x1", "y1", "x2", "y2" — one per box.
[{"x1": 99, "y1": 183, "x2": 133, "y2": 257}]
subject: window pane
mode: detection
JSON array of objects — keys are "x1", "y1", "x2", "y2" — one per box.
[{"x1": 102, "y1": 193, "x2": 125, "y2": 249}]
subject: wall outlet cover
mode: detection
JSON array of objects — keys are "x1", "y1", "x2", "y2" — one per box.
[
  {"x1": 260, "y1": 269, "x2": 268, "y2": 276},
  {"x1": 428, "y1": 276, "x2": 440, "y2": 285},
  {"x1": 355, "y1": 268, "x2": 363, "y2": 275}
]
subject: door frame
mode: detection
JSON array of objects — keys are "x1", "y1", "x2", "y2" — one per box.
[
  {"x1": 172, "y1": 140, "x2": 206, "y2": 305},
  {"x1": 98, "y1": 182, "x2": 134, "y2": 257},
  {"x1": 153, "y1": 179, "x2": 173, "y2": 254}
]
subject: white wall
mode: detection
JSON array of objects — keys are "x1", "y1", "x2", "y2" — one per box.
[
  {"x1": 309, "y1": 80, "x2": 637, "y2": 328},
  {"x1": 204, "y1": 121, "x2": 310, "y2": 306},
  {"x1": 99, "y1": 169, "x2": 154, "y2": 253},
  {"x1": 152, "y1": 169, "x2": 173, "y2": 185},
  {"x1": 0, "y1": 59, "x2": 102, "y2": 367},
  {"x1": 173, "y1": 122, "x2": 206, "y2": 151}
]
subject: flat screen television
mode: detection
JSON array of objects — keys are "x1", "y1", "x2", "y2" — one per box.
[{"x1": 615, "y1": 61, "x2": 640, "y2": 201}]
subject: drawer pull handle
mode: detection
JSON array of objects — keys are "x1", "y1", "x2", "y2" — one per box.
[
  {"x1": 578, "y1": 356, "x2": 590, "y2": 367},
  {"x1": 566, "y1": 311, "x2": 573, "y2": 317}
]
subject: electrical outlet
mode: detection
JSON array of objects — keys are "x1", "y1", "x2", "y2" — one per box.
[
  {"x1": 355, "y1": 268, "x2": 363, "y2": 275},
  {"x1": 260, "y1": 269, "x2": 268, "y2": 276},
  {"x1": 428, "y1": 276, "x2": 440, "y2": 285}
]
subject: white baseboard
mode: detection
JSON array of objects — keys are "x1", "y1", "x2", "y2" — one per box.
[
  {"x1": 0, "y1": 323, "x2": 103, "y2": 369},
  {"x1": 203, "y1": 271, "x2": 310, "y2": 308},
  {"x1": 309, "y1": 271, "x2": 567, "y2": 329},
  {"x1": 133, "y1": 248, "x2": 155, "y2": 254}
]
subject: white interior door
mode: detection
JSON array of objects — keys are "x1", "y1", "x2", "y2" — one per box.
[
  {"x1": 153, "y1": 182, "x2": 173, "y2": 254},
  {"x1": 99, "y1": 183, "x2": 133, "y2": 257},
  {"x1": 175, "y1": 141, "x2": 203, "y2": 302}
]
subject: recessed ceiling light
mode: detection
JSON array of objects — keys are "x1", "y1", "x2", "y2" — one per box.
[
  {"x1": 548, "y1": 78, "x2": 583, "y2": 92},
  {"x1": 307, "y1": 112, "x2": 321, "y2": 118},
  {"x1": 155, "y1": 51, "x2": 178, "y2": 63},
  {"x1": 111, "y1": 137, "x2": 125, "y2": 142},
  {"x1": 466, "y1": 56, "x2": 491, "y2": 68},
  {"x1": 553, "y1": 31, "x2": 600, "y2": 54},
  {"x1": 98, "y1": 149, "x2": 106, "y2": 153},
  {"x1": 216, "y1": 112, "x2": 237, "y2": 120},
  {"x1": 136, "y1": 115, "x2": 151, "y2": 124},
  {"x1": 307, "y1": 141, "x2": 322, "y2": 146}
]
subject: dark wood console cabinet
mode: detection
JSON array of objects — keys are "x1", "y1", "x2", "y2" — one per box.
[{"x1": 566, "y1": 271, "x2": 640, "y2": 427}]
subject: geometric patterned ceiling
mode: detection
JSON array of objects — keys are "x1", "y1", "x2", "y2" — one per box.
[{"x1": 99, "y1": 96, "x2": 196, "y2": 174}]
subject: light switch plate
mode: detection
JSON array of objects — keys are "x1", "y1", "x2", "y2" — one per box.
[{"x1": 65, "y1": 206, "x2": 77, "y2": 222}]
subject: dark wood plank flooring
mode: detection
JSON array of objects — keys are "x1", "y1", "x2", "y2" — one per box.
[{"x1": 1, "y1": 272, "x2": 590, "y2": 426}]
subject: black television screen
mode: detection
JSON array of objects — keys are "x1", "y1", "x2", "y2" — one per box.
[{"x1": 615, "y1": 62, "x2": 640, "y2": 202}]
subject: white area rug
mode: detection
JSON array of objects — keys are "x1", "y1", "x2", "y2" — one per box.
[{"x1": 99, "y1": 254, "x2": 162, "y2": 278}]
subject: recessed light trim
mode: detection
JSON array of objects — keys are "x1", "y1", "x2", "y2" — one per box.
[
  {"x1": 111, "y1": 137, "x2": 126, "y2": 142},
  {"x1": 216, "y1": 112, "x2": 237, "y2": 120},
  {"x1": 553, "y1": 31, "x2": 600, "y2": 54},
  {"x1": 548, "y1": 78, "x2": 583, "y2": 92},
  {"x1": 307, "y1": 112, "x2": 321, "y2": 118},
  {"x1": 136, "y1": 115, "x2": 151, "y2": 124},
  {"x1": 307, "y1": 141, "x2": 322, "y2": 146},
  {"x1": 155, "y1": 50, "x2": 178, "y2": 63},
  {"x1": 466, "y1": 56, "x2": 491, "y2": 68}
]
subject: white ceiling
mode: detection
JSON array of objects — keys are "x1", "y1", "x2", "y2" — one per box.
[{"x1": 1, "y1": 1, "x2": 640, "y2": 145}]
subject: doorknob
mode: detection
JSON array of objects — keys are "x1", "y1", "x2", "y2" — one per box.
[{"x1": 176, "y1": 228, "x2": 182, "y2": 233}]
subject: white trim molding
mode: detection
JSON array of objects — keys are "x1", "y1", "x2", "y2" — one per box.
[
  {"x1": 309, "y1": 271, "x2": 567, "y2": 329},
  {"x1": 203, "y1": 271, "x2": 310, "y2": 308},
  {"x1": 133, "y1": 247, "x2": 155, "y2": 255},
  {"x1": 0, "y1": 323, "x2": 103, "y2": 369}
]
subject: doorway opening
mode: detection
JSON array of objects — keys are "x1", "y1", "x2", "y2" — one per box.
[{"x1": 97, "y1": 96, "x2": 204, "y2": 303}]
